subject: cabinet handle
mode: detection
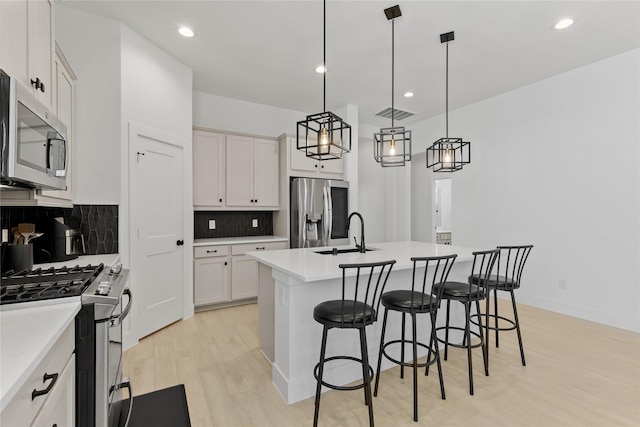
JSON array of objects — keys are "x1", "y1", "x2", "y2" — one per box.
[
  {"x1": 219, "y1": 198, "x2": 223, "y2": 203},
  {"x1": 224, "y1": 261, "x2": 228, "y2": 265},
  {"x1": 30, "y1": 77, "x2": 45, "y2": 92},
  {"x1": 32, "y1": 372, "x2": 59, "y2": 400},
  {"x1": 176, "y1": 240, "x2": 184, "y2": 246},
  {"x1": 206, "y1": 249, "x2": 218, "y2": 253},
  {"x1": 321, "y1": 165, "x2": 325, "y2": 169},
  {"x1": 256, "y1": 247, "x2": 266, "y2": 250}
]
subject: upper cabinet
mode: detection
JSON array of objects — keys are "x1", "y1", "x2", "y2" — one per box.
[
  {"x1": 193, "y1": 130, "x2": 226, "y2": 207},
  {"x1": 193, "y1": 130, "x2": 279, "y2": 211},
  {"x1": 0, "y1": 0, "x2": 55, "y2": 110},
  {"x1": 283, "y1": 134, "x2": 345, "y2": 179}
]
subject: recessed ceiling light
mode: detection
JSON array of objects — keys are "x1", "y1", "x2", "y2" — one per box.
[
  {"x1": 404, "y1": 91, "x2": 414, "y2": 98},
  {"x1": 178, "y1": 26, "x2": 194, "y2": 37},
  {"x1": 555, "y1": 18, "x2": 574, "y2": 30},
  {"x1": 315, "y1": 65, "x2": 326, "y2": 73}
]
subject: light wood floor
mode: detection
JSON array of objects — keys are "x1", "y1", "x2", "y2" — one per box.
[{"x1": 122, "y1": 300, "x2": 640, "y2": 426}]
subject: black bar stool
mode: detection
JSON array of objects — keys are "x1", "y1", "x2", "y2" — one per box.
[
  {"x1": 373, "y1": 254, "x2": 457, "y2": 422},
  {"x1": 313, "y1": 259, "x2": 396, "y2": 427},
  {"x1": 470, "y1": 245, "x2": 533, "y2": 367},
  {"x1": 434, "y1": 249, "x2": 499, "y2": 395}
]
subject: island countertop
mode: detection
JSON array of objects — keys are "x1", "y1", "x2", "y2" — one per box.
[{"x1": 247, "y1": 240, "x2": 477, "y2": 283}]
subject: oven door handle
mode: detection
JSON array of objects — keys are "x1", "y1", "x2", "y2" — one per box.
[
  {"x1": 110, "y1": 288, "x2": 132, "y2": 327},
  {"x1": 120, "y1": 378, "x2": 133, "y2": 427}
]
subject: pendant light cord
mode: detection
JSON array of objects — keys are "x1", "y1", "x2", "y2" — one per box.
[
  {"x1": 391, "y1": 18, "x2": 395, "y2": 128},
  {"x1": 445, "y1": 40, "x2": 449, "y2": 139},
  {"x1": 323, "y1": 0, "x2": 326, "y2": 113}
]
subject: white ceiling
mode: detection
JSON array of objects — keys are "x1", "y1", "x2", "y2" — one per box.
[{"x1": 60, "y1": 0, "x2": 640, "y2": 127}]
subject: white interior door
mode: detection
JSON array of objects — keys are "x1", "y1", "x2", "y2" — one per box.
[{"x1": 130, "y1": 123, "x2": 184, "y2": 339}]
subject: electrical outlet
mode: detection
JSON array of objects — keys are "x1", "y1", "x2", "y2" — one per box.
[
  {"x1": 559, "y1": 279, "x2": 567, "y2": 290},
  {"x1": 252, "y1": 219, "x2": 258, "y2": 228},
  {"x1": 208, "y1": 220, "x2": 216, "y2": 230}
]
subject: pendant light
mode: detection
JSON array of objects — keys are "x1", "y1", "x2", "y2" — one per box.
[
  {"x1": 426, "y1": 31, "x2": 470, "y2": 172},
  {"x1": 374, "y1": 5, "x2": 411, "y2": 167},
  {"x1": 296, "y1": 0, "x2": 351, "y2": 161}
]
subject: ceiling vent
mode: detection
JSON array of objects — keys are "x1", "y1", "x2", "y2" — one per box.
[{"x1": 374, "y1": 107, "x2": 415, "y2": 121}]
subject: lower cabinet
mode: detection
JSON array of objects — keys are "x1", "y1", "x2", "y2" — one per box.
[
  {"x1": 0, "y1": 322, "x2": 75, "y2": 427},
  {"x1": 194, "y1": 240, "x2": 287, "y2": 309}
]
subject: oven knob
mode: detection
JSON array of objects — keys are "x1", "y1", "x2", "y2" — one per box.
[
  {"x1": 96, "y1": 281, "x2": 111, "y2": 295},
  {"x1": 110, "y1": 263, "x2": 122, "y2": 275}
]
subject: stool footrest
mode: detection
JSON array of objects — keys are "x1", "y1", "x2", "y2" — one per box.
[
  {"x1": 435, "y1": 326, "x2": 484, "y2": 349},
  {"x1": 470, "y1": 313, "x2": 517, "y2": 331},
  {"x1": 314, "y1": 356, "x2": 374, "y2": 392},
  {"x1": 379, "y1": 339, "x2": 437, "y2": 369}
]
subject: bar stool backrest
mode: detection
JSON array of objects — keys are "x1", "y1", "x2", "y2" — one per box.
[
  {"x1": 338, "y1": 260, "x2": 397, "y2": 328},
  {"x1": 469, "y1": 249, "x2": 500, "y2": 296},
  {"x1": 495, "y1": 245, "x2": 534, "y2": 289},
  {"x1": 411, "y1": 254, "x2": 458, "y2": 311}
]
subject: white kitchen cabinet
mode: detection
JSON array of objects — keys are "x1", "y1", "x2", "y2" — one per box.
[
  {"x1": 30, "y1": 355, "x2": 75, "y2": 427},
  {"x1": 226, "y1": 135, "x2": 279, "y2": 209},
  {"x1": 194, "y1": 245, "x2": 230, "y2": 306},
  {"x1": 193, "y1": 130, "x2": 226, "y2": 208},
  {"x1": 194, "y1": 240, "x2": 286, "y2": 310},
  {"x1": 0, "y1": 0, "x2": 54, "y2": 110},
  {"x1": 283, "y1": 134, "x2": 345, "y2": 179},
  {"x1": 0, "y1": 321, "x2": 75, "y2": 427}
]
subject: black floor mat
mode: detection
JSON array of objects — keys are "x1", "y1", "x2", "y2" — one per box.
[{"x1": 123, "y1": 384, "x2": 191, "y2": 427}]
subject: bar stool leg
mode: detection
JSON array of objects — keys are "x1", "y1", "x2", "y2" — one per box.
[
  {"x1": 314, "y1": 326, "x2": 329, "y2": 427},
  {"x1": 510, "y1": 290, "x2": 526, "y2": 366},
  {"x1": 359, "y1": 327, "x2": 375, "y2": 427},
  {"x1": 444, "y1": 299, "x2": 451, "y2": 360},
  {"x1": 411, "y1": 313, "x2": 419, "y2": 422},
  {"x1": 431, "y1": 312, "x2": 446, "y2": 400},
  {"x1": 374, "y1": 308, "x2": 389, "y2": 397},
  {"x1": 494, "y1": 289, "x2": 499, "y2": 348},
  {"x1": 485, "y1": 292, "x2": 491, "y2": 371},
  {"x1": 465, "y1": 301, "x2": 474, "y2": 395},
  {"x1": 400, "y1": 313, "x2": 406, "y2": 379},
  {"x1": 476, "y1": 300, "x2": 489, "y2": 376}
]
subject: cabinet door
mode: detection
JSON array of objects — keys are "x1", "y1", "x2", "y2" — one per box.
[
  {"x1": 28, "y1": 0, "x2": 54, "y2": 110},
  {"x1": 30, "y1": 355, "x2": 75, "y2": 427},
  {"x1": 231, "y1": 255, "x2": 259, "y2": 300},
  {"x1": 253, "y1": 138, "x2": 279, "y2": 207},
  {"x1": 290, "y1": 137, "x2": 320, "y2": 173},
  {"x1": 319, "y1": 157, "x2": 344, "y2": 175},
  {"x1": 193, "y1": 131, "x2": 225, "y2": 207},
  {"x1": 0, "y1": 1, "x2": 28, "y2": 85},
  {"x1": 194, "y1": 256, "x2": 230, "y2": 305},
  {"x1": 226, "y1": 135, "x2": 254, "y2": 207}
]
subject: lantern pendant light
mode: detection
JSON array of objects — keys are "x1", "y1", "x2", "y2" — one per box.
[
  {"x1": 426, "y1": 31, "x2": 470, "y2": 172},
  {"x1": 374, "y1": 5, "x2": 411, "y2": 167},
  {"x1": 296, "y1": 0, "x2": 351, "y2": 161}
]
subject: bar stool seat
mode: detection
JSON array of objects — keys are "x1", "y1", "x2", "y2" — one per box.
[{"x1": 313, "y1": 260, "x2": 396, "y2": 427}]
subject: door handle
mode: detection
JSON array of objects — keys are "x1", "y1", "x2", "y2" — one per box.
[{"x1": 176, "y1": 240, "x2": 184, "y2": 246}]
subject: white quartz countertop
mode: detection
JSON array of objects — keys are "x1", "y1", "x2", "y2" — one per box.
[
  {"x1": 194, "y1": 235, "x2": 288, "y2": 246},
  {"x1": 247, "y1": 240, "x2": 478, "y2": 283},
  {"x1": 0, "y1": 300, "x2": 81, "y2": 412},
  {"x1": 32, "y1": 253, "x2": 120, "y2": 270}
]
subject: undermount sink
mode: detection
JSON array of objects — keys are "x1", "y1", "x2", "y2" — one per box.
[{"x1": 315, "y1": 247, "x2": 377, "y2": 255}]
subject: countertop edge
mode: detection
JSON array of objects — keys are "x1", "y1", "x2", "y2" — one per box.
[{"x1": 194, "y1": 236, "x2": 288, "y2": 246}]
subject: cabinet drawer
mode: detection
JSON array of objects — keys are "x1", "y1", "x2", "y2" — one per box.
[
  {"x1": 194, "y1": 245, "x2": 229, "y2": 258},
  {"x1": 231, "y1": 241, "x2": 286, "y2": 255},
  {"x1": 30, "y1": 354, "x2": 75, "y2": 427},
  {"x1": 0, "y1": 321, "x2": 74, "y2": 427}
]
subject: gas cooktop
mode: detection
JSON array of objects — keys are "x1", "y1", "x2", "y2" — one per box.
[{"x1": 0, "y1": 264, "x2": 104, "y2": 305}]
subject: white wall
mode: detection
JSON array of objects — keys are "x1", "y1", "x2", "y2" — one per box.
[
  {"x1": 56, "y1": 6, "x2": 121, "y2": 204},
  {"x1": 120, "y1": 25, "x2": 194, "y2": 332},
  {"x1": 411, "y1": 49, "x2": 640, "y2": 332}
]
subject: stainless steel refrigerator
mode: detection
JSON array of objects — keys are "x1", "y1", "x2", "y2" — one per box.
[{"x1": 290, "y1": 177, "x2": 349, "y2": 248}]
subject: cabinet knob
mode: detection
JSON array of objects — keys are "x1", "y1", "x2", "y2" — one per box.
[
  {"x1": 314, "y1": 164, "x2": 318, "y2": 168},
  {"x1": 321, "y1": 165, "x2": 325, "y2": 169},
  {"x1": 30, "y1": 77, "x2": 45, "y2": 92},
  {"x1": 224, "y1": 261, "x2": 227, "y2": 266},
  {"x1": 219, "y1": 198, "x2": 223, "y2": 203},
  {"x1": 176, "y1": 240, "x2": 184, "y2": 246}
]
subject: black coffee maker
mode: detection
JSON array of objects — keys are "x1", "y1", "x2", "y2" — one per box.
[{"x1": 32, "y1": 217, "x2": 85, "y2": 263}]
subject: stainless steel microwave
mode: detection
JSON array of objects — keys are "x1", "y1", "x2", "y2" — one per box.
[{"x1": 0, "y1": 69, "x2": 67, "y2": 190}]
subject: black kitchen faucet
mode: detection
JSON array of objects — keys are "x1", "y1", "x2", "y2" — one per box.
[{"x1": 347, "y1": 212, "x2": 366, "y2": 253}]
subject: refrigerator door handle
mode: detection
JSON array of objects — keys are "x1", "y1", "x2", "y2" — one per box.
[{"x1": 324, "y1": 183, "x2": 332, "y2": 244}]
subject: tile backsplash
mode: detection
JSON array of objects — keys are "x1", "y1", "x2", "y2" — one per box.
[
  {"x1": 1, "y1": 205, "x2": 118, "y2": 255},
  {"x1": 194, "y1": 211, "x2": 273, "y2": 239}
]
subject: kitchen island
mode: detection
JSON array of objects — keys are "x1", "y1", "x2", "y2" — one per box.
[{"x1": 248, "y1": 241, "x2": 480, "y2": 404}]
